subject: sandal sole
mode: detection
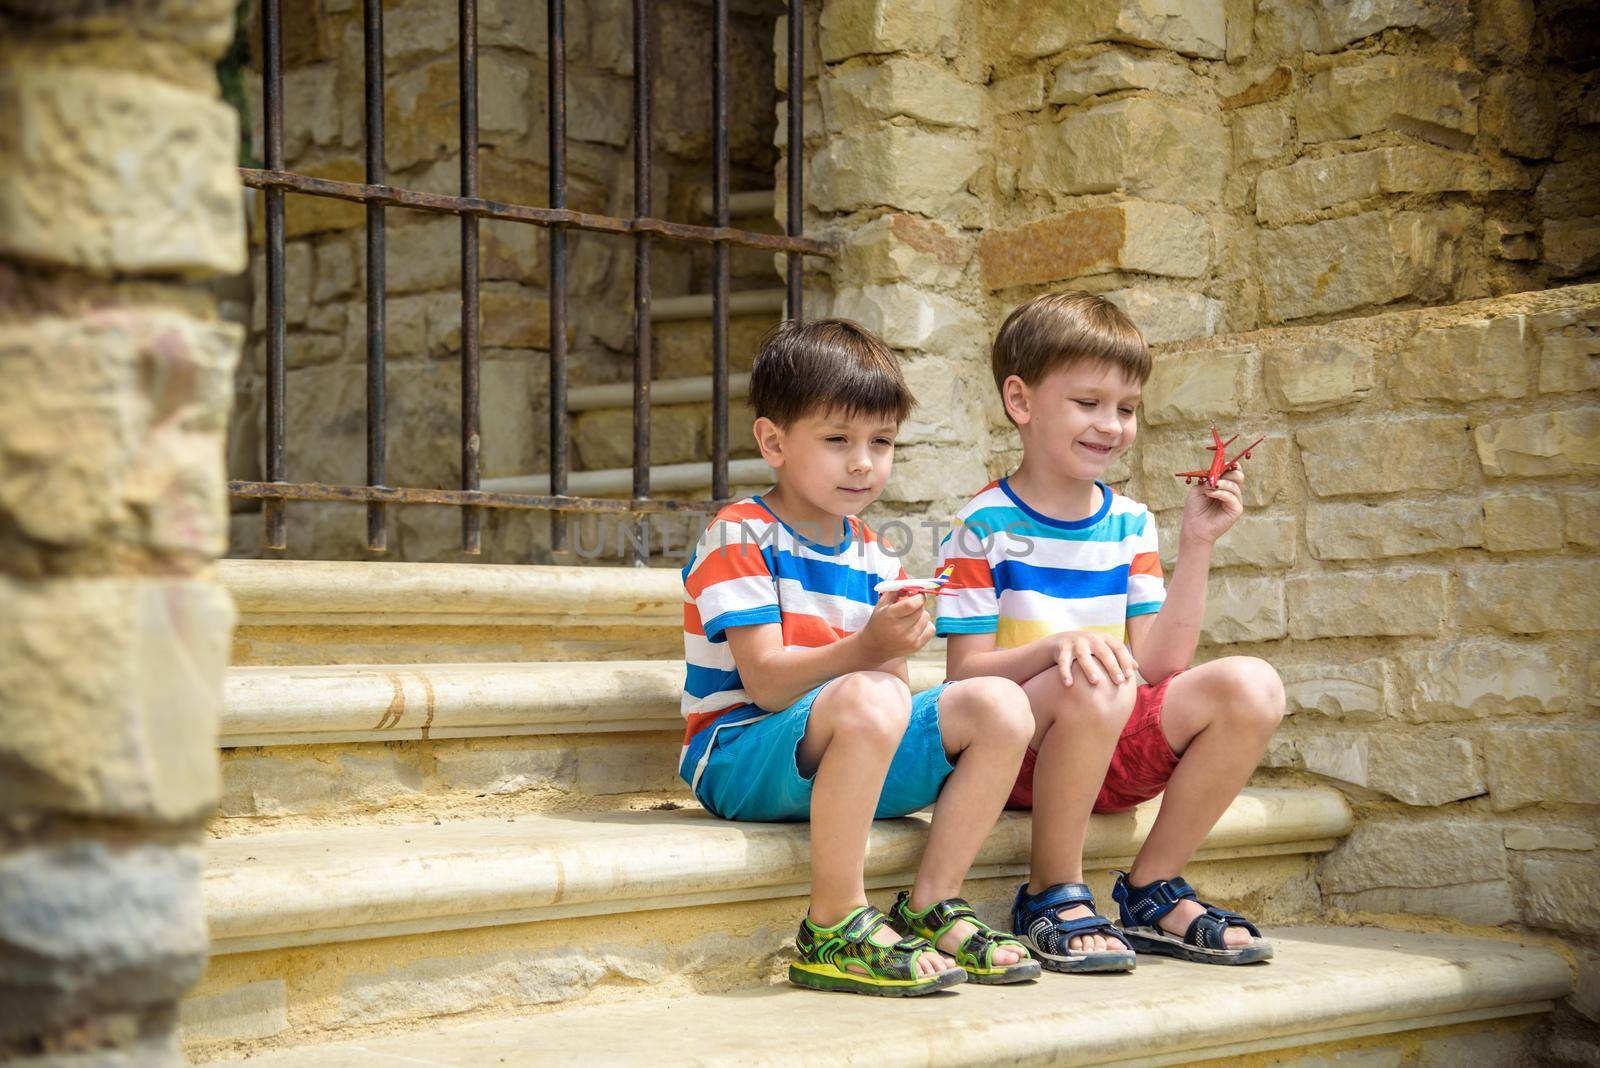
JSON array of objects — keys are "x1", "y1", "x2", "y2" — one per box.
[
  {"x1": 965, "y1": 960, "x2": 1043, "y2": 985},
  {"x1": 788, "y1": 963, "x2": 967, "y2": 997},
  {"x1": 1124, "y1": 927, "x2": 1274, "y2": 965}
]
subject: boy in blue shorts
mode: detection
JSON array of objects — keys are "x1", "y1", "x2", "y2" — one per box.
[
  {"x1": 680, "y1": 318, "x2": 1040, "y2": 996},
  {"x1": 937, "y1": 292, "x2": 1283, "y2": 972}
]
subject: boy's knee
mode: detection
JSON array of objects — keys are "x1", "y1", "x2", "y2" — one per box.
[
  {"x1": 816, "y1": 671, "x2": 912, "y2": 741},
  {"x1": 1215, "y1": 657, "x2": 1285, "y2": 731},
  {"x1": 946, "y1": 677, "x2": 1032, "y2": 747},
  {"x1": 1072, "y1": 676, "x2": 1139, "y2": 733}
]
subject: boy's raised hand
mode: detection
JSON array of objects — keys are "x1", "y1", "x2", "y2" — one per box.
[
  {"x1": 1181, "y1": 466, "x2": 1245, "y2": 547},
  {"x1": 1052, "y1": 630, "x2": 1138, "y2": 688},
  {"x1": 857, "y1": 588, "x2": 935, "y2": 661}
]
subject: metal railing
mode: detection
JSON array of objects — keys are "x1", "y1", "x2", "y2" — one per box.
[{"x1": 231, "y1": 0, "x2": 831, "y2": 557}]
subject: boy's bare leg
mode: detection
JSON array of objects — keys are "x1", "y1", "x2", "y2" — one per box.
[
  {"x1": 1021, "y1": 663, "x2": 1139, "y2": 953},
  {"x1": 797, "y1": 670, "x2": 953, "y2": 976},
  {"x1": 909, "y1": 678, "x2": 1032, "y2": 966},
  {"x1": 1126, "y1": 656, "x2": 1284, "y2": 947}
]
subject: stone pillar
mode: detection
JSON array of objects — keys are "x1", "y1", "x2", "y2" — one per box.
[{"x1": 0, "y1": 1, "x2": 245, "y2": 1063}]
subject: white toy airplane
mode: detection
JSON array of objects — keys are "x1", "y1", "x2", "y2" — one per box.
[{"x1": 875, "y1": 563, "x2": 957, "y2": 596}]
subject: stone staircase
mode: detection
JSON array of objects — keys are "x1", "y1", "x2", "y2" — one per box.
[{"x1": 181, "y1": 558, "x2": 1573, "y2": 1065}]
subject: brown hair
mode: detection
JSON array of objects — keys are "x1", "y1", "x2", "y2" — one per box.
[
  {"x1": 750, "y1": 318, "x2": 915, "y2": 428},
  {"x1": 991, "y1": 291, "x2": 1151, "y2": 394}
]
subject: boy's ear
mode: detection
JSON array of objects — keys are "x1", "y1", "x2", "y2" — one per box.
[
  {"x1": 752, "y1": 416, "x2": 785, "y2": 467},
  {"x1": 1001, "y1": 375, "x2": 1032, "y2": 426}
]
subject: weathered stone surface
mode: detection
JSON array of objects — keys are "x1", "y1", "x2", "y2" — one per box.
[
  {"x1": 1297, "y1": 55, "x2": 1478, "y2": 149},
  {"x1": 1257, "y1": 209, "x2": 1470, "y2": 321},
  {"x1": 987, "y1": 1, "x2": 1226, "y2": 59},
  {"x1": 1403, "y1": 638, "x2": 1576, "y2": 721},
  {"x1": 1102, "y1": 287, "x2": 1225, "y2": 345},
  {"x1": 1413, "y1": 1030, "x2": 1524, "y2": 1068},
  {"x1": 1483, "y1": 728, "x2": 1600, "y2": 812},
  {"x1": 1577, "y1": 949, "x2": 1600, "y2": 1023},
  {"x1": 1523, "y1": 857, "x2": 1600, "y2": 935},
  {"x1": 1255, "y1": 146, "x2": 1521, "y2": 228},
  {"x1": 811, "y1": 127, "x2": 983, "y2": 215},
  {"x1": 1049, "y1": 49, "x2": 1205, "y2": 104},
  {"x1": 1330, "y1": 883, "x2": 1516, "y2": 926},
  {"x1": 1231, "y1": 101, "x2": 1293, "y2": 165},
  {"x1": 1482, "y1": 492, "x2": 1562, "y2": 552},
  {"x1": 878, "y1": 445, "x2": 988, "y2": 505},
  {"x1": 1200, "y1": 575, "x2": 1286, "y2": 644},
  {"x1": 991, "y1": 71, "x2": 1045, "y2": 114},
  {"x1": 179, "y1": 980, "x2": 288, "y2": 1045},
  {"x1": 899, "y1": 354, "x2": 985, "y2": 447},
  {"x1": 1280, "y1": 659, "x2": 1389, "y2": 721},
  {"x1": 1546, "y1": 216, "x2": 1600, "y2": 279},
  {"x1": 1021, "y1": 98, "x2": 1228, "y2": 207},
  {"x1": 0, "y1": 842, "x2": 208, "y2": 1040},
  {"x1": 221, "y1": 748, "x2": 426, "y2": 817},
  {"x1": 1143, "y1": 347, "x2": 1255, "y2": 426},
  {"x1": 1297, "y1": 417, "x2": 1470, "y2": 497},
  {"x1": 843, "y1": 214, "x2": 971, "y2": 288},
  {"x1": 825, "y1": 56, "x2": 980, "y2": 131},
  {"x1": 1474, "y1": 408, "x2": 1600, "y2": 477},
  {"x1": 1457, "y1": 560, "x2": 1600, "y2": 634},
  {"x1": 979, "y1": 202, "x2": 1212, "y2": 290},
  {"x1": 1539, "y1": 333, "x2": 1600, "y2": 393},
  {"x1": 1503, "y1": 825, "x2": 1598, "y2": 852},
  {"x1": 387, "y1": 54, "x2": 530, "y2": 170},
  {"x1": 1481, "y1": 72, "x2": 1558, "y2": 160},
  {"x1": 574, "y1": 403, "x2": 705, "y2": 471},
  {"x1": 1160, "y1": 512, "x2": 1296, "y2": 571},
  {"x1": 1321, "y1": 819, "x2": 1507, "y2": 894},
  {"x1": 1394, "y1": 316, "x2": 1531, "y2": 401},
  {"x1": 1485, "y1": 217, "x2": 1539, "y2": 261},
  {"x1": 1264, "y1": 337, "x2": 1375, "y2": 411},
  {"x1": 1474, "y1": 0, "x2": 1536, "y2": 64},
  {"x1": 575, "y1": 740, "x2": 685, "y2": 795},
  {"x1": 1273, "y1": 731, "x2": 1484, "y2": 806},
  {"x1": 1307, "y1": 498, "x2": 1481, "y2": 560},
  {"x1": 0, "y1": 311, "x2": 241, "y2": 562},
  {"x1": 0, "y1": 65, "x2": 244, "y2": 275},
  {"x1": 1140, "y1": 432, "x2": 1292, "y2": 511},
  {"x1": 819, "y1": 0, "x2": 958, "y2": 61},
  {"x1": 1536, "y1": 159, "x2": 1600, "y2": 222},
  {"x1": 430, "y1": 747, "x2": 573, "y2": 797},
  {"x1": 1287, "y1": 571, "x2": 1446, "y2": 639},
  {"x1": 831, "y1": 284, "x2": 985, "y2": 354},
  {"x1": 1563, "y1": 490, "x2": 1600, "y2": 548}
]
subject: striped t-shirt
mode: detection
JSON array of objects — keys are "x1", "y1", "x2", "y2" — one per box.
[
  {"x1": 934, "y1": 479, "x2": 1164, "y2": 648},
  {"x1": 679, "y1": 496, "x2": 906, "y2": 791}
]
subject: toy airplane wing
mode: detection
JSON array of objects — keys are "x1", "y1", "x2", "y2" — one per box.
[
  {"x1": 1173, "y1": 468, "x2": 1212, "y2": 480},
  {"x1": 875, "y1": 563, "x2": 956, "y2": 595},
  {"x1": 1225, "y1": 435, "x2": 1267, "y2": 466}
]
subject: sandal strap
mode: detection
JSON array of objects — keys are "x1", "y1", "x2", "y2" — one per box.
[
  {"x1": 1012, "y1": 881, "x2": 1095, "y2": 924},
  {"x1": 1020, "y1": 910, "x2": 1132, "y2": 957},
  {"x1": 798, "y1": 906, "x2": 930, "y2": 981},
  {"x1": 892, "y1": 892, "x2": 1030, "y2": 970},
  {"x1": 1183, "y1": 906, "x2": 1263, "y2": 949},
  {"x1": 1112, "y1": 871, "x2": 1197, "y2": 927}
]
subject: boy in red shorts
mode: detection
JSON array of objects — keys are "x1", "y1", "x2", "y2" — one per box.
[{"x1": 936, "y1": 291, "x2": 1283, "y2": 971}]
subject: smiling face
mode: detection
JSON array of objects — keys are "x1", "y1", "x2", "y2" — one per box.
[
  {"x1": 753, "y1": 406, "x2": 898, "y2": 534},
  {"x1": 1003, "y1": 358, "x2": 1142, "y2": 484}
]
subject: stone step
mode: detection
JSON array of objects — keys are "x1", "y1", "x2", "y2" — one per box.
[
  {"x1": 568, "y1": 371, "x2": 751, "y2": 413},
  {"x1": 483, "y1": 456, "x2": 774, "y2": 497},
  {"x1": 195, "y1": 926, "x2": 1571, "y2": 1068}
]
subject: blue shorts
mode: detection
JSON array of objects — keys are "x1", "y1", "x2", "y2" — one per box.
[{"x1": 692, "y1": 681, "x2": 954, "y2": 822}]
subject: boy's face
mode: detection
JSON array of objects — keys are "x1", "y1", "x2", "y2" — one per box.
[
  {"x1": 1004, "y1": 359, "x2": 1141, "y2": 483},
  {"x1": 753, "y1": 406, "x2": 898, "y2": 521}
]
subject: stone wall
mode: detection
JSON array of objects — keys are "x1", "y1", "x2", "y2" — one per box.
[{"x1": 0, "y1": 1, "x2": 245, "y2": 1063}]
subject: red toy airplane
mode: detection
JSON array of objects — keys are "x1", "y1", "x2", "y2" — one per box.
[{"x1": 1175, "y1": 425, "x2": 1266, "y2": 488}]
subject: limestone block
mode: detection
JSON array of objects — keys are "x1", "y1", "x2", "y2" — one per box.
[
  {"x1": 989, "y1": 0, "x2": 1226, "y2": 59},
  {"x1": 179, "y1": 980, "x2": 288, "y2": 1046},
  {"x1": 898, "y1": 354, "x2": 984, "y2": 447},
  {"x1": 980, "y1": 203, "x2": 1212, "y2": 291},
  {"x1": 1022, "y1": 98, "x2": 1228, "y2": 207},
  {"x1": 1486, "y1": 218, "x2": 1539, "y2": 261},
  {"x1": 879, "y1": 445, "x2": 989, "y2": 505},
  {"x1": 1255, "y1": 146, "x2": 1525, "y2": 228},
  {"x1": 819, "y1": 0, "x2": 958, "y2": 61},
  {"x1": 1321, "y1": 819, "x2": 1508, "y2": 895},
  {"x1": 1296, "y1": 55, "x2": 1478, "y2": 149},
  {"x1": 1280, "y1": 659, "x2": 1389, "y2": 721},
  {"x1": 1539, "y1": 333, "x2": 1600, "y2": 393},
  {"x1": 1200, "y1": 575, "x2": 1286, "y2": 644},
  {"x1": 0, "y1": 311, "x2": 241, "y2": 561},
  {"x1": 1264, "y1": 337, "x2": 1375, "y2": 412},
  {"x1": 575, "y1": 741, "x2": 685, "y2": 795},
  {"x1": 482, "y1": 220, "x2": 548, "y2": 287},
  {"x1": 1231, "y1": 101, "x2": 1293, "y2": 165},
  {"x1": 1276, "y1": 731, "x2": 1484, "y2": 806},
  {"x1": 1504, "y1": 825, "x2": 1598, "y2": 852},
  {"x1": 843, "y1": 214, "x2": 971, "y2": 288},
  {"x1": 1483, "y1": 728, "x2": 1600, "y2": 812},
  {"x1": 282, "y1": 65, "x2": 340, "y2": 161},
  {"x1": 831, "y1": 284, "x2": 985, "y2": 355},
  {"x1": 1473, "y1": 408, "x2": 1600, "y2": 477},
  {"x1": 1474, "y1": 0, "x2": 1536, "y2": 63},
  {"x1": 1186, "y1": 513, "x2": 1296, "y2": 570},
  {"x1": 1320, "y1": 0, "x2": 1469, "y2": 48},
  {"x1": 387, "y1": 53, "x2": 530, "y2": 170},
  {"x1": 1307, "y1": 498, "x2": 1481, "y2": 560},
  {"x1": 1546, "y1": 217, "x2": 1600, "y2": 279},
  {"x1": 1142, "y1": 347, "x2": 1254, "y2": 427},
  {"x1": 1523, "y1": 857, "x2": 1600, "y2": 935},
  {"x1": 277, "y1": 157, "x2": 365, "y2": 237},
  {"x1": 431, "y1": 747, "x2": 574, "y2": 797},
  {"x1": 1563, "y1": 490, "x2": 1600, "y2": 548},
  {"x1": 1221, "y1": 65, "x2": 1292, "y2": 111},
  {"x1": 825, "y1": 56, "x2": 980, "y2": 131},
  {"x1": 334, "y1": 948, "x2": 628, "y2": 1026},
  {"x1": 1457, "y1": 560, "x2": 1600, "y2": 634},
  {"x1": 1257, "y1": 208, "x2": 1470, "y2": 322},
  {"x1": 810, "y1": 126, "x2": 983, "y2": 215},
  {"x1": 1482, "y1": 493, "x2": 1562, "y2": 552},
  {"x1": 992, "y1": 71, "x2": 1044, "y2": 114},
  {"x1": 220, "y1": 748, "x2": 425, "y2": 817},
  {"x1": 1297, "y1": 417, "x2": 1470, "y2": 497},
  {"x1": 1413, "y1": 1030, "x2": 1525, "y2": 1068},
  {"x1": 313, "y1": 237, "x2": 359, "y2": 302},
  {"x1": 1138, "y1": 432, "x2": 1291, "y2": 510},
  {"x1": 1394, "y1": 316, "x2": 1531, "y2": 402},
  {"x1": 1048, "y1": 50, "x2": 1205, "y2": 105},
  {"x1": 1286, "y1": 571, "x2": 1446, "y2": 639},
  {"x1": 1536, "y1": 159, "x2": 1600, "y2": 221},
  {"x1": 1102, "y1": 287, "x2": 1225, "y2": 345},
  {"x1": 1403, "y1": 639, "x2": 1577, "y2": 721},
  {"x1": 0, "y1": 842, "x2": 208, "y2": 1040},
  {"x1": 1481, "y1": 72, "x2": 1558, "y2": 160},
  {"x1": 573, "y1": 404, "x2": 706, "y2": 472},
  {"x1": 0, "y1": 65, "x2": 244, "y2": 276}
]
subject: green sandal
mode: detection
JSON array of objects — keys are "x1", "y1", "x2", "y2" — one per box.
[
  {"x1": 790, "y1": 905, "x2": 966, "y2": 996},
  {"x1": 890, "y1": 891, "x2": 1042, "y2": 985}
]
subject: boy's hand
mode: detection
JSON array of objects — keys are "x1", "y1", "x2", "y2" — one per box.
[
  {"x1": 1180, "y1": 466, "x2": 1245, "y2": 548},
  {"x1": 857, "y1": 588, "x2": 935, "y2": 661},
  {"x1": 1051, "y1": 631, "x2": 1137, "y2": 687}
]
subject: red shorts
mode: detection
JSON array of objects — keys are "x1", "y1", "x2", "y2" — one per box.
[{"x1": 1006, "y1": 672, "x2": 1182, "y2": 814}]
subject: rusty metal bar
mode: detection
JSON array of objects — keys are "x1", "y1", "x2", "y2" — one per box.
[
  {"x1": 631, "y1": 0, "x2": 653, "y2": 564},
  {"x1": 711, "y1": 0, "x2": 729, "y2": 502},
  {"x1": 785, "y1": 0, "x2": 803, "y2": 321},
  {"x1": 230, "y1": 480, "x2": 704, "y2": 514},
  {"x1": 459, "y1": 0, "x2": 482, "y2": 554},
  {"x1": 548, "y1": 0, "x2": 570, "y2": 553},
  {"x1": 363, "y1": 0, "x2": 388, "y2": 551},
  {"x1": 261, "y1": 0, "x2": 287, "y2": 550},
  {"x1": 238, "y1": 170, "x2": 835, "y2": 256}
]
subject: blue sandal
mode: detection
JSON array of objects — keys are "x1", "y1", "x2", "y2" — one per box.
[
  {"x1": 1111, "y1": 871, "x2": 1273, "y2": 965},
  {"x1": 1010, "y1": 882, "x2": 1136, "y2": 973}
]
